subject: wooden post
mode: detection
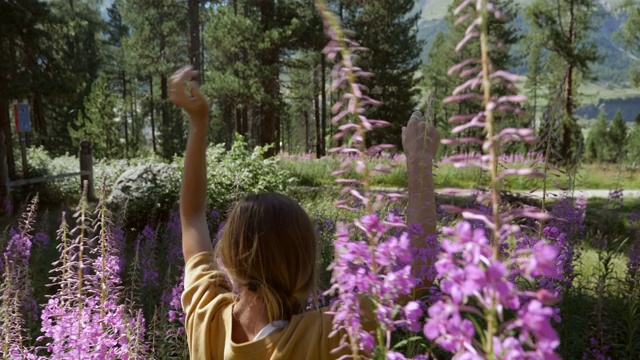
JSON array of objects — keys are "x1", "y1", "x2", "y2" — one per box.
[
  {"x1": 0, "y1": 133, "x2": 10, "y2": 213},
  {"x1": 80, "y1": 140, "x2": 95, "y2": 201},
  {"x1": 19, "y1": 132, "x2": 28, "y2": 176}
]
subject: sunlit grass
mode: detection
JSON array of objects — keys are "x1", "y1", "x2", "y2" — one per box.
[{"x1": 281, "y1": 155, "x2": 640, "y2": 190}]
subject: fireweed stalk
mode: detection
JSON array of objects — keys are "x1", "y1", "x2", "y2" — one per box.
[
  {"x1": 316, "y1": 1, "x2": 425, "y2": 359},
  {"x1": 0, "y1": 196, "x2": 39, "y2": 359},
  {"x1": 426, "y1": 0, "x2": 561, "y2": 358},
  {"x1": 39, "y1": 186, "x2": 146, "y2": 359}
]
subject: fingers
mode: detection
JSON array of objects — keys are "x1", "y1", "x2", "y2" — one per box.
[
  {"x1": 408, "y1": 111, "x2": 422, "y2": 129},
  {"x1": 401, "y1": 126, "x2": 407, "y2": 146},
  {"x1": 189, "y1": 80, "x2": 203, "y2": 101},
  {"x1": 170, "y1": 66, "x2": 200, "y2": 106},
  {"x1": 170, "y1": 65, "x2": 193, "y2": 83}
]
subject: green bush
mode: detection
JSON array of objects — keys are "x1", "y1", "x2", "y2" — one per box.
[
  {"x1": 175, "y1": 134, "x2": 294, "y2": 212},
  {"x1": 14, "y1": 135, "x2": 292, "y2": 216},
  {"x1": 15, "y1": 146, "x2": 160, "y2": 206},
  {"x1": 15, "y1": 147, "x2": 79, "y2": 205}
]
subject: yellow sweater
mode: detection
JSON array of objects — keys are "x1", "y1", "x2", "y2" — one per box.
[{"x1": 181, "y1": 252, "x2": 349, "y2": 360}]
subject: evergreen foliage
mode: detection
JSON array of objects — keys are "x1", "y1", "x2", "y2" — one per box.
[
  {"x1": 421, "y1": 0, "x2": 522, "y2": 156},
  {"x1": 0, "y1": 0, "x2": 638, "y2": 175},
  {"x1": 585, "y1": 109, "x2": 611, "y2": 163},
  {"x1": 69, "y1": 74, "x2": 121, "y2": 159},
  {"x1": 625, "y1": 120, "x2": 640, "y2": 167},
  {"x1": 524, "y1": 0, "x2": 600, "y2": 161},
  {"x1": 609, "y1": 109, "x2": 628, "y2": 162},
  {"x1": 344, "y1": 0, "x2": 423, "y2": 148},
  {"x1": 619, "y1": 0, "x2": 640, "y2": 87}
]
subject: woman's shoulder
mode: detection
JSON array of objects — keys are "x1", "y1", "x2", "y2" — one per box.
[
  {"x1": 288, "y1": 307, "x2": 334, "y2": 334},
  {"x1": 276, "y1": 307, "x2": 349, "y2": 359}
]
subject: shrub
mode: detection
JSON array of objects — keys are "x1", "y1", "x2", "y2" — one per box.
[{"x1": 175, "y1": 134, "x2": 294, "y2": 213}]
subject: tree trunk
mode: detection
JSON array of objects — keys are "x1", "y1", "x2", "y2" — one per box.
[
  {"x1": 130, "y1": 78, "x2": 138, "y2": 151},
  {"x1": 223, "y1": 101, "x2": 233, "y2": 149},
  {"x1": 26, "y1": 34, "x2": 46, "y2": 140},
  {"x1": 321, "y1": 53, "x2": 327, "y2": 156},
  {"x1": 33, "y1": 92, "x2": 46, "y2": 145},
  {"x1": 149, "y1": 75, "x2": 157, "y2": 154},
  {"x1": 314, "y1": 66, "x2": 321, "y2": 159},
  {"x1": 258, "y1": 0, "x2": 280, "y2": 156},
  {"x1": 0, "y1": 99, "x2": 15, "y2": 180},
  {"x1": 122, "y1": 70, "x2": 129, "y2": 158},
  {"x1": 161, "y1": 71, "x2": 170, "y2": 157},
  {"x1": 242, "y1": 107, "x2": 249, "y2": 139},
  {"x1": 304, "y1": 109, "x2": 310, "y2": 153},
  {"x1": 562, "y1": 0, "x2": 576, "y2": 159},
  {"x1": 188, "y1": 0, "x2": 201, "y2": 83},
  {"x1": 235, "y1": 107, "x2": 242, "y2": 137}
]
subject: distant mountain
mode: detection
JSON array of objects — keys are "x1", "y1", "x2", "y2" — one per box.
[
  {"x1": 415, "y1": 0, "x2": 638, "y2": 83},
  {"x1": 414, "y1": 0, "x2": 631, "y2": 21},
  {"x1": 414, "y1": 0, "x2": 640, "y2": 121}
]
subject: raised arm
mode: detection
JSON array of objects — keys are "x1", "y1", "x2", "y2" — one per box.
[
  {"x1": 402, "y1": 111, "x2": 440, "y2": 289},
  {"x1": 169, "y1": 66, "x2": 212, "y2": 263}
]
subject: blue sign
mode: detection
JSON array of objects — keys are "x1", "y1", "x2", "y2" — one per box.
[{"x1": 14, "y1": 103, "x2": 31, "y2": 132}]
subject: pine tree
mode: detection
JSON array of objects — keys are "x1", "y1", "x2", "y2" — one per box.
[
  {"x1": 421, "y1": 32, "x2": 455, "y2": 129},
  {"x1": 343, "y1": 0, "x2": 422, "y2": 148},
  {"x1": 619, "y1": 1, "x2": 640, "y2": 87},
  {"x1": 625, "y1": 121, "x2": 640, "y2": 168},
  {"x1": 523, "y1": 37, "x2": 545, "y2": 133},
  {"x1": 42, "y1": 0, "x2": 107, "y2": 156},
  {"x1": 105, "y1": 0, "x2": 134, "y2": 157},
  {"x1": 608, "y1": 109, "x2": 628, "y2": 163},
  {"x1": 69, "y1": 74, "x2": 121, "y2": 159},
  {"x1": 421, "y1": 0, "x2": 521, "y2": 156},
  {"x1": 585, "y1": 109, "x2": 610, "y2": 163},
  {"x1": 202, "y1": 4, "x2": 263, "y2": 146},
  {"x1": 525, "y1": 0, "x2": 600, "y2": 160},
  {"x1": 121, "y1": 0, "x2": 188, "y2": 159},
  {"x1": 0, "y1": 0, "x2": 53, "y2": 179}
]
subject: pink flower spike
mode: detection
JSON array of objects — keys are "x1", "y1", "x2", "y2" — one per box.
[
  {"x1": 340, "y1": 148, "x2": 362, "y2": 155},
  {"x1": 448, "y1": 58, "x2": 481, "y2": 75},
  {"x1": 360, "y1": 116, "x2": 373, "y2": 130},
  {"x1": 350, "y1": 189, "x2": 369, "y2": 205},
  {"x1": 453, "y1": 78, "x2": 483, "y2": 95},
  {"x1": 461, "y1": 211, "x2": 496, "y2": 230},
  {"x1": 456, "y1": 32, "x2": 479, "y2": 52},
  {"x1": 444, "y1": 93, "x2": 483, "y2": 104},
  {"x1": 497, "y1": 95, "x2": 528, "y2": 104},
  {"x1": 441, "y1": 137, "x2": 484, "y2": 146},
  {"x1": 449, "y1": 114, "x2": 477, "y2": 123},
  {"x1": 466, "y1": 18, "x2": 481, "y2": 35},
  {"x1": 490, "y1": 70, "x2": 523, "y2": 83},
  {"x1": 460, "y1": 66, "x2": 482, "y2": 78},
  {"x1": 454, "y1": 0, "x2": 473, "y2": 15},
  {"x1": 455, "y1": 13, "x2": 472, "y2": 25},
  {"x1": 335, "y1": 178, "x2": 362, "y2": 184}
]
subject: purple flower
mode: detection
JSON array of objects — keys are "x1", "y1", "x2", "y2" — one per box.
[
  {"x1": 33, "y1": 231, "x2": 51, "y2": 248},
  {"x1": 326, "y1": 215, "x2": 422, "y2": 354},
  {"x1": 428, "y1": 221, "x2": 560, "y2": 358},
  {"x1": 386, "y1": 351, "x2": 406, "y2": 360},
  {"x1": 628, "y1": 210, "x2": 640, "y2": 279},
  {"x1": 401, "y1": 301, "x2": 423, "y2": 333},
  {"x1": 515, "y1": 300, "x2": 560, "y2": 353}
]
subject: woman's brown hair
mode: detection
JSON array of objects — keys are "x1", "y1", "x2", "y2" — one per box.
[{"x1": 214, "y1": 193, "x2": 318, "y2": 322}]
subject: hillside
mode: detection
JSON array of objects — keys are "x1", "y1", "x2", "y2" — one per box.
[{"x1": 414, "y1": 0, "x2": 640, "y2": 121}]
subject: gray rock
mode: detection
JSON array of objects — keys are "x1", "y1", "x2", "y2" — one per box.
[{"x1": 108, "y1": 163, "x2": 180, "y2": 213}]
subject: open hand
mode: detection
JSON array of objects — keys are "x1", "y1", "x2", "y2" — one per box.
[
  {"x1": 402, "y1": 111, "x2": 440, "y2": 162},
  {"x1": 169, "y1": 65, "x2": 209, "y2": 122}
]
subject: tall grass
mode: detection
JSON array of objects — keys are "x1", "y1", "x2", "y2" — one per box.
[{"x1": 281, "y1": 155, "x2": 640, "y2": 190}]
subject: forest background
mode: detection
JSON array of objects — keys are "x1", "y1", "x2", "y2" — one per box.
[
  {"x1": 2, "y1": 1, "x2": 640, "y2": 358},
  {"x1": 2, "y1": 0, "x2": 640, "y2": 176}
]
